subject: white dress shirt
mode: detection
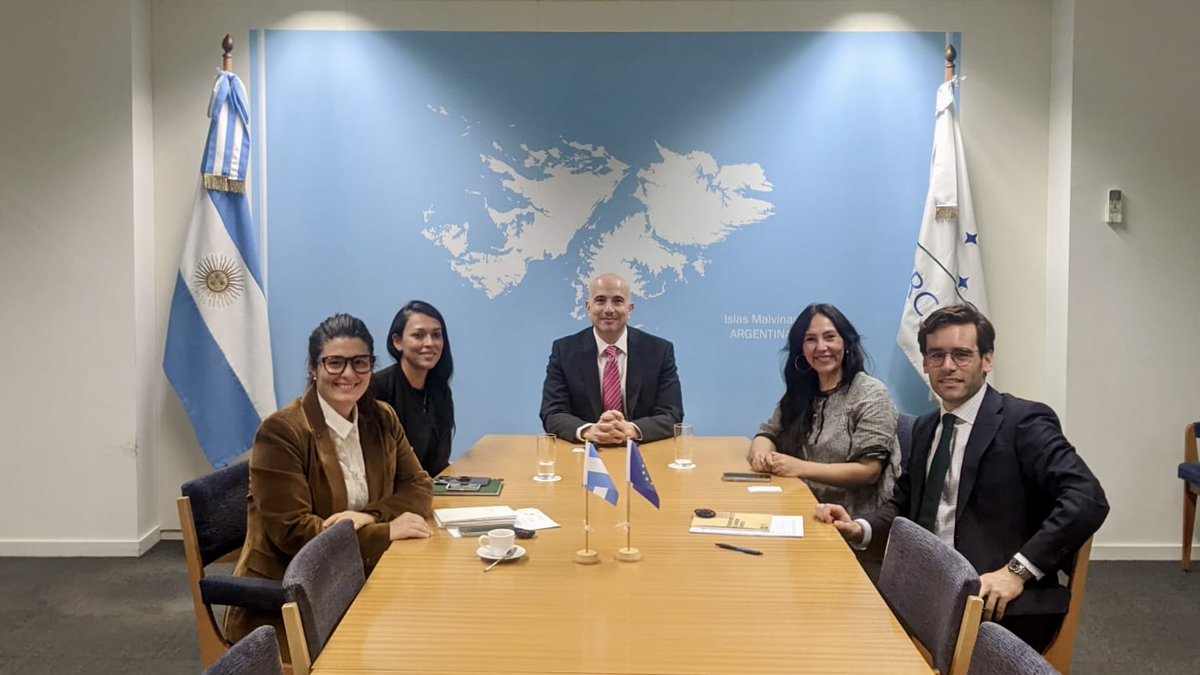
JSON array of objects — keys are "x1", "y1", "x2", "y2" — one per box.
[
  {"x1": 575, "y1": 329, "x2": 641, "y2": 441},
  {"x1": 855, "y1": 384, "x2": 1043, "y2": 579},
  {"x1": 317, "y1": 393, "x2": 370, "y2": 512}
]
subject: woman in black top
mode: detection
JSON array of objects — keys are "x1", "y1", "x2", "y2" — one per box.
[{"x1": 371, "y1": 301, "x2": 455, "y2": 476}]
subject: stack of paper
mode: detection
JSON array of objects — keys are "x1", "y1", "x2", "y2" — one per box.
[
  {"x1": 689, "y1": 511, "x2": 805, "y2": 538},
  {"x1": 433, "y1": 505, "x2": 518, "y2": 530}
]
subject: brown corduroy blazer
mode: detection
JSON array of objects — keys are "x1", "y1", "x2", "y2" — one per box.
[{"x1": 224, "y1": 386, "x2": 433, "y2": 648}]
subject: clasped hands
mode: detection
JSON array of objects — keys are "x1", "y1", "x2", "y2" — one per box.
[
  {"x1": 749, "y1": 448, "x2": 812, "y2": 478},
  {"x1": 321, "y1": 510, "x2": 431, "y2": 541},
  {"x1": 583, "y1": 409, "x2": 639, "y2": 445}
]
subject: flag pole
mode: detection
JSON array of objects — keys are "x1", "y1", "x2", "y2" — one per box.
[
  {"x1": 575, "y1": 447, "x2": 599, "y2": 565},
  {"x1": 945, "y1": 43, "x2": 956, "y2": 82},
  {"x1": 222, "y1": 34, "x2": 234, "y2": 72},
  {"x1": 616, "y1": 440, "x2": 642, "y2": 562}
]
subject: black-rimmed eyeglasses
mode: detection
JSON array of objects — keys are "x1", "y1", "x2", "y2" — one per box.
[
  {"x1": 319, "y1": 355, "x2": 375, "y2": 375},
  {"x1": 923, "y1": 349, "x2": 978, "y2": 367}
]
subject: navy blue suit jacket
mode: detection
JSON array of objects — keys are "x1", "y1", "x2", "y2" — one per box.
[
  {"x1": 864, "y1": 386, "x2": 1108, "y2": 616},
  {"x1": 539, "y1": 326, "x2": 683, "y2": 444}
]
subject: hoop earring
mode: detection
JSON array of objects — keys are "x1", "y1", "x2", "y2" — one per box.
[{"x1": 793, "y1": 355, "x2": 813, "y2": 374}]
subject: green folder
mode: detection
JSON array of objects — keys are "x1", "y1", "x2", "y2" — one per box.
[{"x1": 432, "y1": 477, "x2": 503, "y2": 497}]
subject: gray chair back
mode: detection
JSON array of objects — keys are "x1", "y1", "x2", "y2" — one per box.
[
  {"x1": 203, "y1": 625, "x2": 284, "y2": 675},
  {"x1": 282, "y1": 520, "x2": 366, "y2": 662},
  {"x1": 181, "y1": 461, "x2": 250, "y2": 566},
  {"x1": 969, "y1": 622, "x2": 1060, "y2": 675},
  {"x1": 896, "y1": 412, "x2": 918, "y2": 466},
  {"x1": 879, "y1": 517, "x2": 981, "y2": 674}
]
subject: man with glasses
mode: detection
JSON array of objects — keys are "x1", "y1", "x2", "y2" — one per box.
[{"x1": 816, "y1": 303, "x2": 1108, "y2": 651}]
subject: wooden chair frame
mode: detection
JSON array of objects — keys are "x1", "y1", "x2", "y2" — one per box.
[
  {"x1": 282, "y1": 602, "x2": 313, "y2": 675},
  {"x1": 178, "y1": 495, "x2": 240, "y2": 667},
  {"x1": 908, "y1": 595, "x2": 982, "y2": 675},
  {"x1": 1041, "y1": 537, "x2": 1094, "y2": 675},
  {"x1": 1183, "y1": 423, "x2": 1199, "y2": 572}
]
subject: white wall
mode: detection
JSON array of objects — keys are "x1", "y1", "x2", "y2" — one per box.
[
  {"x1": 0, "y1": 0, "x2": 158, "y2": 555},
  {"x1": 1061, "y1": 0, "x2": 1200, "y2": 559}
]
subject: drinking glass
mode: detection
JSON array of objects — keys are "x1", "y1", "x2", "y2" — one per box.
[
  {"x1": 669, "y1": 423, "x2": 695, "y2": 470},
  {"x1": 533, "y1": 433, "x2": 561, "y2": 482}
]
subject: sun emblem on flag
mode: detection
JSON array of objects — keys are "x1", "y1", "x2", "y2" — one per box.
[{"x1": 193, "y1": 255, "x2": 245, "y2": 307}]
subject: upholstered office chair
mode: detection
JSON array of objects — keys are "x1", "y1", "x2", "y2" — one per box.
[
  {"x1": 179, "y1": 462, "x2": 286, "y2": 668},
  {"x1": 281, "y1": 520, "x2": 366, "y2": 675},
  {"x1": 897, "y1": 412, "x2": 918, "y2": 466},
  {"x1": 880, "y1": 517, "x2": 983, "y2": 675},
  {"x1": 204, "y1": 625, "x2": 285, "y2": 675},
  {"x1": 1180, "y1": 422, "x2": 1200, "y2": 571},
  {"x1": 1040, "y1": 537, "x2": 1093, "y2": 674},
  {"x1": 969, "y1": 622, "x2": 1060, "y2": 675}
]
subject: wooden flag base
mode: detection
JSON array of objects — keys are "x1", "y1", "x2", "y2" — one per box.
[
  {"x1": 574, "y1": 549, "x2": 600, "y2": 565},
  {"x1": 616, "y1": 547, "x2": 642, "y2": 562}
]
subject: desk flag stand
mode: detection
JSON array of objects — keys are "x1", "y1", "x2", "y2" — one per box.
[
  {"x1": 576, "y1": 442, "x2": 616, "y2": 565},
  {"x1": 617, "y1": 439, "x2": 661, "y2": 562},
  {"x1": 616, "y1": 441, "x2": 642, "y2": 562}
]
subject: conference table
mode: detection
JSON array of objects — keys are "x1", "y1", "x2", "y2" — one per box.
[{"x1": 312, "y1": 435, "x2": 932, "y2": 674}]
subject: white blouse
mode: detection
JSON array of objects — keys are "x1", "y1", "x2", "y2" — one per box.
[{"x1": 316, "y1": 394, "x2": 369, "y2": 512}]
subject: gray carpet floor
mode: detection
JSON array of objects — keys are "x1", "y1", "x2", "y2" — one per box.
[{"x1": 0, "y1": 542, "x2": 1196, "y2": 673}]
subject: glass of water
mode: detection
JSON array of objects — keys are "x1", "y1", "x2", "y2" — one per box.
[
  {"x1": 669, "y1": 423, "x2": 695, "y2": 470},
  {"x1": 533, "y1": 433, "x2": 561, "y2": 482}
]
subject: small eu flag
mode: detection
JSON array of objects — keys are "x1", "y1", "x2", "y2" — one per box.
[{"x1": 627, "y1": 441, "x2": 660, "y2": 509}]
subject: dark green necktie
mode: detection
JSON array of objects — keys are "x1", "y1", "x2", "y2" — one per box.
[{"x1": 916, "y1": 413, "x2": 957, "y2": 532}]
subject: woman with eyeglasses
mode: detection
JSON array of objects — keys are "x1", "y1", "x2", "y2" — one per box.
[
  {"x1": 370, "y1": 300, "x2": 455, "y2": 477},
  {"x1": 224, "y1": 313, "x2": 433, "y2": 657},
  {"x1": 746, "y1": 303, "x2": 901, "y2": 517}
]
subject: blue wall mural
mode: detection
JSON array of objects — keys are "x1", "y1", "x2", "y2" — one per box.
[{"x1": 250, "y1": 30, "x2": 951, "y2": 460}]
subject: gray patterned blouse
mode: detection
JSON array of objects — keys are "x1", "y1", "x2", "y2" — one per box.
[{"x1": 756, "y1": 372, "x2": 901, "y2": 515}]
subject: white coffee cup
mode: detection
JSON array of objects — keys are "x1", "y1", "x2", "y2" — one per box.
[{"x1": 478, "y1": 528, "x2": 516, "y2": 557}]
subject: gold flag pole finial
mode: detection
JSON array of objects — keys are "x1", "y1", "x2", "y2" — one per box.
[
  {"x1": 222, "y1": 34, "x2": 234, "y2": 72},
  {"x1": 945, "y1": 44, "x2": 957, "y2": 82}
]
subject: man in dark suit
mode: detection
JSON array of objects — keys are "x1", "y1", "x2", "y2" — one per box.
[
  {"x1": 540, "y1": 273, "x2": 683, "y2": 445},
  {"x1": 816, "y1": 304, "x2": 1107, "y2": 651}
]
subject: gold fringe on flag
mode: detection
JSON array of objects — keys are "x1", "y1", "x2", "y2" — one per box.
[
  {"x1": 203, "y1": 174, "x2": 246, "y2": 194},
  {"x1": 935, "y1": 205, "x2": 958, "y2": 221}
]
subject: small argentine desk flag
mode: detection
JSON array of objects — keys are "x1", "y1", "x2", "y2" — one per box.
[
  {"x1": 898, "y1": 77, "x2": 990, "y2": 383},
  {"x1": 164, "y1": 71, "x2": 276, "y2": 468},
  {"x1": 584, "y1": 443, "x2": 619, "y2": 507}
]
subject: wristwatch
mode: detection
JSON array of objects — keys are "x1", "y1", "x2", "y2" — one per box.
[{"x1": 1006, "y1": 557, "x2": 1034, "y2": 581}]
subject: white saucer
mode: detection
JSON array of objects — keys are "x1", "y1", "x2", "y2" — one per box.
[{"x1": 477, "y1": 545, "x2": 526, "y2": 561}]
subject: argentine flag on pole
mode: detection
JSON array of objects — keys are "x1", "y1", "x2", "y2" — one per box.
[
  {"x1": 584, "y1": 443, "x2": 619, "y2": 507},
  {"x1": 898, "y1": 77, "x2": 990, "y2": 383},
  {"x1": 164, "y1": 71, "x2": 276, "y2": 468}
]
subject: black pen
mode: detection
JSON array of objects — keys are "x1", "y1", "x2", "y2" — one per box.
[{"x1": 715, "y1": 542, "x2": 763, "y2": 556}]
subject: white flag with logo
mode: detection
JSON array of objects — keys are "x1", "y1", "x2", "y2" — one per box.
[{"x1": 898, "y1": 77, "x2": 989, "y2": 383}]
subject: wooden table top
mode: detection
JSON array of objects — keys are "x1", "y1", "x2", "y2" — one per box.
[{"x1": 312, "y1": 435, "x2": 931, "y2": 674}]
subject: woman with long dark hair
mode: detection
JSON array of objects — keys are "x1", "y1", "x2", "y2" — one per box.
[
  {"x1": 747, "y1": 303, "x2": 900, "y2": 514},
  {"x1": 224, "y1": 313, "x2": 433, "y2": 657},
  {"x1": 371, "y1": 300, "x2": 455, "y2": 476}
]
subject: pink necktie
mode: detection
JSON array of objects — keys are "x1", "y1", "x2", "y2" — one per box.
[{"x1": 602, "y1": 345, "x2": 624, "y2": 413}]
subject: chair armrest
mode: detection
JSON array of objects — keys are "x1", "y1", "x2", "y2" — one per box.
[
  {"x1": 199, "y1": 575, "x2": 286, "y2": 614},
  {"x1": 1179, "y1": 463, "x2": 1200, "y2": 486}
]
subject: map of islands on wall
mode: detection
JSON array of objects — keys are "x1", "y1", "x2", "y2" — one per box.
[{"x1": 252, "y1": 30, "x2": 951, "y2": 457}]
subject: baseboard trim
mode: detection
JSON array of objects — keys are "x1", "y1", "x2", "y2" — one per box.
[
  {"x1": 1092, "y1": 544, "x2": 1195, "y2": 561},
  {"x1": 160, "y1": 529, "x2": 183, "y2": 541},
  {"x1": 0, "y1": 528, "x2": 162, "y2": 557}
]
